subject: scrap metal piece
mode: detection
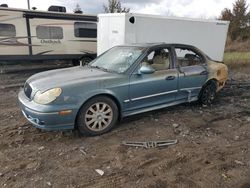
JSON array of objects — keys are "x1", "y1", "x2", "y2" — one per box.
[{"x1": 122, "y1": 140, "x2": 178, "y2": 149}]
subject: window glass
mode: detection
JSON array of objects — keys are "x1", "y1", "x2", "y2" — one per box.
[
  {"x1": 74, "y1": 22, "x2": 97, "y2": 38},
  {"x1": 142, "y1": 48, "x2": 171, "y2": 71},
  {"x1": 36, "y1": 26, "x2": 63, "y2": 39},
  {"x1": 0, "y1": 24, "x2": 16, "y2": 37},
  {"x1": 175, "y1": 48, "x2": 203, "y2": 67},
  {"x1": 90, "y1": 46, "x2": 145, "y2": 73}
]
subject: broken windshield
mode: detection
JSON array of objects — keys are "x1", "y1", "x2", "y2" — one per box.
[{"x1": 90, "y1": 46, "x2": 145, "y2": 73}]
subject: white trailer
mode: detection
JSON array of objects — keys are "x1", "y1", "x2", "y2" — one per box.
[
  {"x1": 97, "y1": 13, "x2": 229, "y2": 62},
  {"x1": 0, "y1": 7, "x2": 97, "y2": 62}
]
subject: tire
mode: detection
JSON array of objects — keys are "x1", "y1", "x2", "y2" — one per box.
[
  {"x1": 199, "y1": 82, "x2": 217, "y2": 105},
  {"x1": 72, "y1": 59, "x2": 80, "y2": 66},
  {"x1": 80, "y1": 56, "x2": 93, "y2": 65},
  {"x1": 76, "y1": 96, "x2": 119, "y2": 136},
  {"x1": 72, "y1": 57, "x2": 93, "y2": 66}
]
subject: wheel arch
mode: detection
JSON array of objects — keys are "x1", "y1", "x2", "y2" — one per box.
[
  {"x1": 74, "y1": 93, "x2": 122, "y2": 128},
  {"x1": 206, "y1": 78, "x2": 218, "y2": 89},
  {"x1": 199, "y1": 78, "x2": 218, "y2": 98}
]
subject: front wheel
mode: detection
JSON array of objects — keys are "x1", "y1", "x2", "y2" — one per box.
[
  {"x1": 199, "y1": 83, "x2": 217, "y2": 105},
  {"x1": 76, "y1": 96, "x2": 119, "y2": 136}
]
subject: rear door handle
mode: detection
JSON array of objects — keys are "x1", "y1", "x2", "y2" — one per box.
[
  {"x1": 200, "y1": 71, "x2": 208, "y2": 75},
  {"x1": 165, "y1": 76, "x2": 176, "y2": 80}
]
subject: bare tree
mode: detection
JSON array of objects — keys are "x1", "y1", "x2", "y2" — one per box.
[
  {"x1": 74, "y1": 4, "x2": 83, "y2": 14},
  {"x1": 103, "y1": 0, "x2": 130, "y2": 13}
]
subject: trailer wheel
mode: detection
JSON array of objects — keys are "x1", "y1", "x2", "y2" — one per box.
[
  {"x1": 72, "y1": 59, "x2": 80, "y2": 66},
  {"x1": 72, "y1": 57, "x2": 93, "y2": 66},
  {"x1": 81, "y1": 56, "x2": 93, "y2": 65}
]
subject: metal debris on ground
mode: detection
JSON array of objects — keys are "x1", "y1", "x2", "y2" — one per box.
[
  {"x1": 122, "y1": 140, "x2": 178, "y2": 149},
  {"x1": 172, "y1": 123, "x2": 179, "y2": 128},
  {"x1": 95, "y1": 169, "x2": 104, "y2": 176},
  {"x1": 79, "y1": 147, "x2": 87, "y2": 155},
  {"x1": 234, "y1": 160, "x2": 244, "y2": 165},
  {"x1": 46, "y1": 182, "x2": 52, "y2": 187},
  {"x1": 38, "y1": 146, "x2": 45, "y2": 151}
]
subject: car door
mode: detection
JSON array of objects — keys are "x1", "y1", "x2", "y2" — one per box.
[
  {"x1": 174, "y1": 46, "x2": 208, "y2": 101},
  {"x1": 127, "y1": 47, "x2": 178, "y2": 111}
]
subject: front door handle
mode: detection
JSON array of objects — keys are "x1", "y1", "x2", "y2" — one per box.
[
  {"x1": 165, "y1": 76, "x2": 175, "y2": 80},
  {"x1": 200, "y1": 71, "x2": 208, "y2": 75}
]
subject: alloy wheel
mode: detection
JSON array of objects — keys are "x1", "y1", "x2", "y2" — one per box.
[{"x1": 84, "y1": 102, "x2": 113, "y2": 131}]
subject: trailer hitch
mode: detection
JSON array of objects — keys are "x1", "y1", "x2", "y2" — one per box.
[{"x1": 122, "y1": 140, "x2": 178, "y2": 149}]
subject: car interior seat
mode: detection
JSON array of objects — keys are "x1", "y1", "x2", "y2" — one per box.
[
  {"x1": 184, "y1": 53, "x2": 198, "y2": 66},
  {"x1": 152, "y1": 50, "x2": 170, "y2": 70}
]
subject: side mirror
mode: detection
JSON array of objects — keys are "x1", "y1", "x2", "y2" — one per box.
[{"x1": 139, "y1": 65, "x2": 155, "y2": 74}]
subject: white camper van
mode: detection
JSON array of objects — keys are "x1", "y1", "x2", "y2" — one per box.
[
  {"x1": 0, "y1": 6, "x2": 97, "y2": 62},
  {"x1": 98, "y1": 13, "x2": 229, "y2": 62}
]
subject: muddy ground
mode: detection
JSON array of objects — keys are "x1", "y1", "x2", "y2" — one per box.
[{"x1": 0, "y1": 64, "x2": 249, "y2": 188}]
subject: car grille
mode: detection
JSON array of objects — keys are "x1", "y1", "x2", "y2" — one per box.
[{"x1": 24, "y1": 82, "x2": 32, "y2": 99}]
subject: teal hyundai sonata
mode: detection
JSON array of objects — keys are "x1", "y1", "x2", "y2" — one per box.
[{"x1": 18, "y1": 43, "x2": 228, "y2": 136}]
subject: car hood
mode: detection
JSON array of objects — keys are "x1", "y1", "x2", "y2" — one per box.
[{"x1": 27, "y1": 66, "x2": 116, "y2": 91}]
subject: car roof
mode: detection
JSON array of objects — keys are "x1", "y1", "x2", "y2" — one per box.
[
  {"x1": 115, "y1": 43, "x2": 208, "y2": 58},
  {"x1": 118, "y1": 43, "x2": 198, "y2": 49}
]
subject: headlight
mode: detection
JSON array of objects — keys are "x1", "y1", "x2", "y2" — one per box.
[{"x1": 34, "y1": 88, "x2": 62, "y2": 104}]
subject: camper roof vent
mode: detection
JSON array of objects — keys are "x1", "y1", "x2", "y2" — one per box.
[
  {"x1": 0, "y1": 4, "x2": 8, "y2": 7},
  {"x1": 48, "y1": 6, "x2": 66, "y2": 13}
]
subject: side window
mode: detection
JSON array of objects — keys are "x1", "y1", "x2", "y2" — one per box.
[
  {"x1": 0, "y1": 24, "x2": 16, "y2": 37},
  {"x1": 142, "y1": 48, "x2": 171, "y2": 71},
  {"x1": 36, "y1": 26, "x2": 63, "y2": 39},
  {"x1": 74, "y1": 22, "x2": 97, "y2": 38},
  {"x1": 175, "y1": 48, "x2": 204, "y2": 67}
]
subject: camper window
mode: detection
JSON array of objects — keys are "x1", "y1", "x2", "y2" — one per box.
[
  {"x1": 74, "y1": 22, "x2": 97, "y2": 38},
  {"x1": 36, "y1": 26, "x2": 63, "y2": 39},
  {"x1": 0, "y1": 24, "x2": 16, "y2": 37}
]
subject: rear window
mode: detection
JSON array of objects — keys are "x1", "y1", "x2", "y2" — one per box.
[
  {"x1": 74, "y1": 22, "x2": 97, "y2": 38},
  {"x1": 0, "y1": 24, "x2": 16, "y2": 37},
  {"x1": 36, "y1": 26, "x2": 63, "y2": 39}
]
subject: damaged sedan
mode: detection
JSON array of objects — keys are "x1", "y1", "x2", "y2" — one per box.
[{"x1": 18, "y1": 43, "x2": 228, "y2": 136}]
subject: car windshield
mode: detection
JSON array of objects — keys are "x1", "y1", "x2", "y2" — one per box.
[{"x1": 89, "y1": 46, "x2": 145, "y2": 73}]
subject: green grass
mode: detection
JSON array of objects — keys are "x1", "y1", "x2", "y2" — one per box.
[{"x1": 224, "y1": 52, "x2": 250, "y2": 66}]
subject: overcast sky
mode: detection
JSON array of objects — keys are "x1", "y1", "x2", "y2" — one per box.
[{"x1": 1, "y1": 0, "x2": 250, "y2": 19}]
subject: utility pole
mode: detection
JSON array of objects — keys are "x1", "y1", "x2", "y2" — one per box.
[{"x1": 27, "y1": 0, "x2": 30, "y2": 9}]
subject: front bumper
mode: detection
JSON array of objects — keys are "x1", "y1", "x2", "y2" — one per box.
[{"x1": 18, "y1": 90, "x2": 78, "y2": 131}]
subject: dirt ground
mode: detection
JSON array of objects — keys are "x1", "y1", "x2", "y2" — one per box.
[{"x1": 0, "y1": 64, "x2": 250, "y2": 188}]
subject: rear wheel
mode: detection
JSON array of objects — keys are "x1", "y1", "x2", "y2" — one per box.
[
  {"x1": 199, "y1": 82, "x2": 217, "y2": 105},
  {"x1": 77, "y1": 96, "x2": 118, "y2": 136}
]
